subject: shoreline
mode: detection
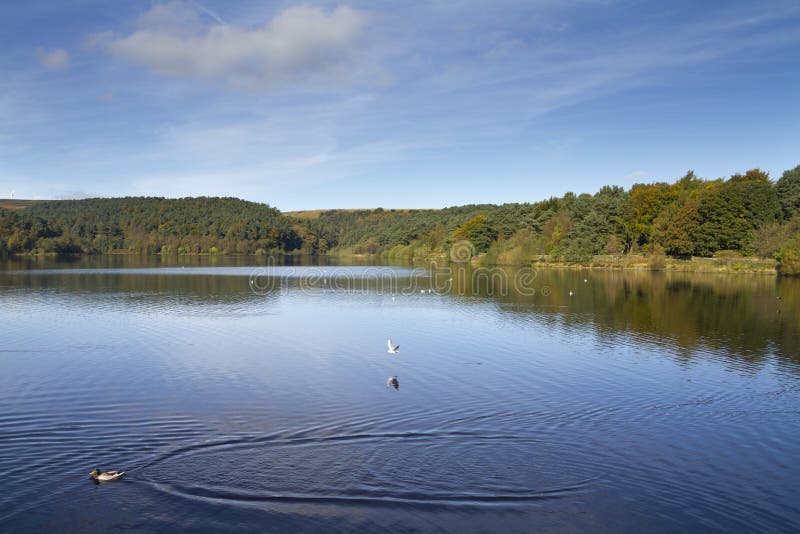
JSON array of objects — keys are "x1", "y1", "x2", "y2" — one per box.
[{"x1": 3, "y1": 251, "x2": 783, "y2": 275}]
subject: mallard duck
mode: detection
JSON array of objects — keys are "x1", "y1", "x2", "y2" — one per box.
[{"x1": 89, "y1": 469, "x2": 125, "y2": 482}]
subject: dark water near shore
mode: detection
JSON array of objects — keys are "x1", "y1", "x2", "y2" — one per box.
[{"x1": 1, "y1": 256, "x2": 799, "y2": 532}]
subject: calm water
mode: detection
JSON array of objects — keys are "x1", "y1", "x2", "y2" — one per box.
[{"x1": 1, "y1": 256, "x2": 799, "y2": 532}]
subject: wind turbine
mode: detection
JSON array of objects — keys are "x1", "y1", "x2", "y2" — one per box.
[{"x1": 9, "y1": 190, "x2": 13, "y2": 200}]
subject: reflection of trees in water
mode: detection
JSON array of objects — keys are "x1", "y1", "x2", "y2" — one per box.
[
  {"x1": 1, "y1": 273, "x2": 266, "y2": 308},
  {"x1": 444, "y1": 265, "x2": 800, "y2": 365},
  {"x1": 0, "y1": 255, "x2": 394, "y2": 307},
  {"x1": 1, "y1": 253, "x2": 389, "y2": 271},
  {"x1": 1, "y1": 257, "x2": 798, "y2": 367}
]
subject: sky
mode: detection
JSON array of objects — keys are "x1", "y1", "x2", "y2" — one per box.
[{"x1": 1, "y1": 0, "x2": 798, "y2": 211}]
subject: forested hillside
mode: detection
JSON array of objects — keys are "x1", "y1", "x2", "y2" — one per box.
[
  {"x1": 293, "y1": 166, "x2": 800, "y2": 273},
  {"x1": 0, "y1": 197, "x2": 301, "y2": 255},
  {"x1": 1, "y1": 166, "x2": 799, "y2": 273}
]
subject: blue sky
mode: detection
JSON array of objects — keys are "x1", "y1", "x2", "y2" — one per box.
[{"x1": 1, "y1": 0, "x2": 798, "y2": 211}]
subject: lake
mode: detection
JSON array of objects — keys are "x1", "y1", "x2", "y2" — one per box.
[{"x1": 1, "y1": 256, "x2": 799, "y2": 532}]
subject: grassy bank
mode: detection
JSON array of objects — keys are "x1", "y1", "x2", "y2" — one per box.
[
  {"x1": 326, "y1": 246, "x2": 780, "y2": 274},
  {"x1": 521, "y1": 255, "x2": 778, "y2": 274},
  {"x1": 3, "y1": 246, "x2": 783, "y2": 275}
]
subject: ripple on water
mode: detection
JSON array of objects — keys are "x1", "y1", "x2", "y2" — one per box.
[
  {"x1": 135, "y1": 426, "x2": 594, "y2": 509},
  {"x1": 2, "y1": 266, "x2": 800, "y2": 531}
]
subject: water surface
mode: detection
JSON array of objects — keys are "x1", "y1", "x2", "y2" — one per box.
[{"x1": 1, "y1": 256, "x2": 799, "y2": 532}]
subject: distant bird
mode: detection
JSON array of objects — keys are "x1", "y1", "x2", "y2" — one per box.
[
  {"x1": 387, "y1": 376, "x2": 399, "y2": 390},
  {"x1": 569, "y1": 291, "x2": 574, "y2": 296},
  {"x1": 387, "y1": 339, "x2": 400, "y2": 354},
  {"x1": 89, "y1": 469, "x2": 124, "y2": 482},
  {"x1": 584, "y1": 279, "x2": 588, "y2": 283},
  {"x1": 392, "y1": 295, "x2": 395, "y2": 301},
  {"x1": 420, "y1": 289, "x2": 425, "y2": 294}
]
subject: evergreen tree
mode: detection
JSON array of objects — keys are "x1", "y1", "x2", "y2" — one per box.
[{"x1": 776, "y1": 165, "x2": 800, "y2": 220}]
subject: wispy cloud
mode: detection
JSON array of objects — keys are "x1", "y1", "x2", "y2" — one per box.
[
  {"x1": 191, "y1": 1, "x2": 226, "y2": 24},
  {"x1": 97, "y1": 2, "x2": 371, "y2": 91},
  {"x1": 623, "y1": 170, "x2": 649, "y2": 182},
  {"x1": 3, "y1": 0, "x2": 799, "y2": 208},
  {"x1": 35, "y1": 47, "x2": 70, "y2": 70}
]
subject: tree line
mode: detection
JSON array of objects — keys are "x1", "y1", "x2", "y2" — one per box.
[
  {"x1": 293, "y1": 166, "x2": 800, "y2": 273},
  {"x1": 0, "y1": 197, "x2": 301, "y2": 256},
  {"x1": 1, "y1": 166, "x2": 799, "y2": 273}
]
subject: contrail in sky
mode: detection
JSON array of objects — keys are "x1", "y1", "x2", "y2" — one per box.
[{"x1": 190, "y1": 1, "x2": 226, "y2": 24}]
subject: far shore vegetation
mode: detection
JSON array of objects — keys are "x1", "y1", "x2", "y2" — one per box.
[{"x1": 1, "y1": 165, "x2": 799, "y2": 275}]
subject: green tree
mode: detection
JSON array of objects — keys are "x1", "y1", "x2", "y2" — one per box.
[
  {"x1": 777, "y1": 237, "x2": 800, "y2": 276},
  {"x1": 453, "y1": 214, "x2": 497, "y2": 252},
  {"x1": 776, "y1": 165, "x2": 800, "y2": 220},
  {"x1": 654, "y1": 199, "x2": 700, "y2": 256},
  {"x1": 627, "y1": 182, "x2": 677, "y2": 247},
  {"x1": 690, "y1": 170, "x2": 780, "y2": 255}
]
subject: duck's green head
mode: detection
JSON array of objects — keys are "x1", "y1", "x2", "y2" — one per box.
[{"x1": 89, "y1": 469, "x2": 100, "y2": 476}]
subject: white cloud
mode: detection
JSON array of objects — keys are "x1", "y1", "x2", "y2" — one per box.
[
  {"x1": 623, "y1": 170, "x2": 649, "y2": 182},
  {"x1": 36, "y1": 48, "x2": 70, "y2": 70},
  {"x1": 102, "y1": 2, "x2": 370, "y2": 90}
]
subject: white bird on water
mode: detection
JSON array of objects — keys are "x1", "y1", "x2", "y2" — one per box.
[{"x1": 387, "y1": 339, "x2": 400, "y2": 354}]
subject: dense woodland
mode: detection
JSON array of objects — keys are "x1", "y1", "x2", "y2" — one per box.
[
  {"x1": 297, "y1": 166, "x2": 800, "y2": 274},
  {"x1": 1, "y1": 165, "x2": 799, "y2": 273},
  {"x1": 0, "y1": 197, "x2": 301, "y2": 256}
]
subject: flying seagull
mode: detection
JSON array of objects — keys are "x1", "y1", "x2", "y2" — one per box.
[{"x1": 387, "y1": 339, "x2": 400, "y2": 354}]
